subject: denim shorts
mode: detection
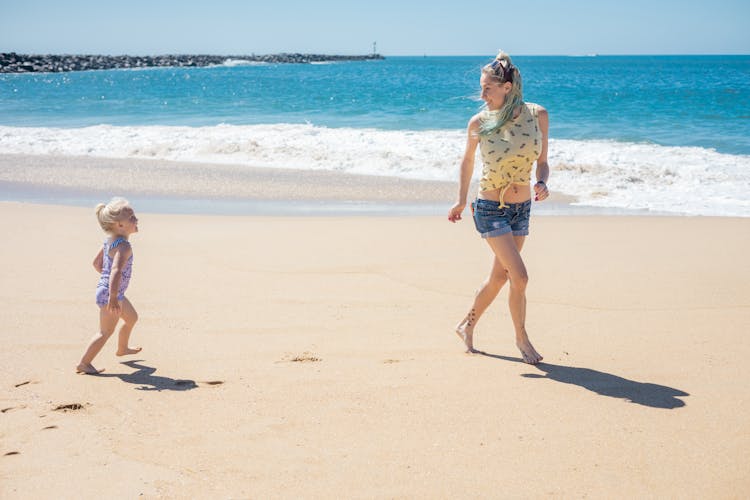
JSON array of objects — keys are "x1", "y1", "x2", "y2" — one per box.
[{"x1": 471, "y1": 199, "x2": 531, "y2": 238}]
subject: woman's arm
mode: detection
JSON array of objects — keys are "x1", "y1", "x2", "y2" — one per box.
[
  {"x1": 533, "y1": 106, "x2": 550, "y2": 201},
  {"x1": 448, "y1": 117, "x2": 481, "y2": 222}
]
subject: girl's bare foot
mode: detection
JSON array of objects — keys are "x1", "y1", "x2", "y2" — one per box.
[
  {"x1": 116, "y1": 347, "x2": 142, "y2": 356},
  {"x1": 516, "y1": 337, "x2": 543, "y2": 364},
  {"x1": 76, "y1": 363, "x2": 104, "y2": 375},
  {"x1": 455, "y1": 309, "x2": 478, "y2": 353}
]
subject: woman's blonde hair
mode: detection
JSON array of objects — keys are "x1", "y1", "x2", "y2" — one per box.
[
  {"x1": 479, "y1": 50, "x2": 524, "y2": 135},
  {"x1": 95, "y1": 197, "x2": 132, "y2": 233}
]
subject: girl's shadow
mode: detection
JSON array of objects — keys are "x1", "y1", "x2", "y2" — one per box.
[
  {"x1": 478, "y1": 352, "x2": 688, "y2": 409},
  {"x1": 101, "y1": 360, "x2": 198, "y2": 391}
]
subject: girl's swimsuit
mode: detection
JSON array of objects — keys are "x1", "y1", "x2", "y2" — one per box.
[
  {"x1": 95, "y1": 236, "x2": 133, "y2": 306},
  {"x1": 478, "y1": 102, "x2": 542, "y2": 207}
]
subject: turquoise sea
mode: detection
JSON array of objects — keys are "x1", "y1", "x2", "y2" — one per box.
[{"x1": 1, "y1": 55, "x2": 749, "y2": 215}]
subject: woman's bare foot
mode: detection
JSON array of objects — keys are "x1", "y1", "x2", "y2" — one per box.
[
  {"x1": 516, "y1": 337, "x2": 543, "y2": 364},
  {"x1": 76, "y1": 363, "x2": 104, "y2": 375},
  {"x1": 455, "y1": 309, "x2": 478, "y2": 353},
  {"x1": 116, "y1": 347, "x2": 142, "y2": 356}
]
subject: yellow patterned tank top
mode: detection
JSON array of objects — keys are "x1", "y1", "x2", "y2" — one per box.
[{"x1": 478, "y1": 102, "x2": 542, "y2": 207}]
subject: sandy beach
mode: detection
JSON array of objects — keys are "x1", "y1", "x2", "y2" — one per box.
[{"x1": 1, "y1": 194, "x2": 749, "y2": 498}]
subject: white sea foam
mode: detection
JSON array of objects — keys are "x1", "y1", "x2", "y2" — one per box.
[
  {"x1": 221, "y1": 59, "x2": 270, "y2": 67},
  {"x1": 0, "y1": 124, "x2": 748, "y2": 216}
]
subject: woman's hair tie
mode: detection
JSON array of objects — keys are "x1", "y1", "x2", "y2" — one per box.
[{"x1": 490, "y1": 59, "x2": 514, "y2": 83}]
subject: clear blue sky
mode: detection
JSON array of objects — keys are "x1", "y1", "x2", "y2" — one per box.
[{"x1": 1, "y1": 0, "x2": 748, "y2": 56}]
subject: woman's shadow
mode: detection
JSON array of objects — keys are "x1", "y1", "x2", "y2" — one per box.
[
  {"x1": 478, "y1": 352, "x2": 688, "y2": 409},
  {"x1": 100, "y1": 360, "x2": 198, "y2": 391}
]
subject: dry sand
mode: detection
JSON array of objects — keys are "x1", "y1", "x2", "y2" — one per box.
[{"x1": 1, "y1": 201, "x2": 749, "y2": 499}]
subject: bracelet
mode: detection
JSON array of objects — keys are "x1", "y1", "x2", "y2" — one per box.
[{"x1": 536, "y1": 180, "x2": 546, "y2": 186}]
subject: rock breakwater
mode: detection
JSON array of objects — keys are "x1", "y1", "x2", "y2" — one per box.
[{"x1": 0, "y1": 53, "x2": 384, "y2": 73}]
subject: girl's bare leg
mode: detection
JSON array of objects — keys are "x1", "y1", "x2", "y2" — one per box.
[
  {"x1": 115, "y1": 297, "x2": 141, "y2": 356},
  {"x1": 77, "y1": 306, "x2": 120, "y2": 374},
  {"x1": 486, "y1": 233, "x2": 542, "y2": 364}
]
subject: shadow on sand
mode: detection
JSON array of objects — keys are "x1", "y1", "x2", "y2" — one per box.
[
  {"x1": 477, "y1": 352, "x2": 688, "y2": 409},
  {"x1": 100, "y1": 360, "x2": 198, "y2": 391}
]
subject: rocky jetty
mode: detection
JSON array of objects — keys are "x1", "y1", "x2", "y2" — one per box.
[{"x1": 0, "y1": 52, "x2": 385, "y2": 73}]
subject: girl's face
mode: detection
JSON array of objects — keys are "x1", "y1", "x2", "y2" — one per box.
[
  {"x1": 480, "y1": 73, "x2": 512, "y2": 110},
  {"x1": 115, "y1": 210, "x2": 139, "y2": 235}
]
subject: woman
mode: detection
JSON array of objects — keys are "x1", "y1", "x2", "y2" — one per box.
[{"x1": 448, "y1": 50, "x2": 550, "y2": 364}]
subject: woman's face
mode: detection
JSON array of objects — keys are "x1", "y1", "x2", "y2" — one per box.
[{"x1": 480, "y1": 73, "x2": 511, "y2": 110}]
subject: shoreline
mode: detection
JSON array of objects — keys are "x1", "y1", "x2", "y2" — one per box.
[{"x1": 0, "y1": 153, "x2": 687, "y2": 217}]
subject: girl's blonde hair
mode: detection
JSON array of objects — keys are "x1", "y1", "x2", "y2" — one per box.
[
  {"x1": 95, "y1": 197, "x2": 132, "y2": 233},
  {"x1": 479, "y1": 50, "x2": 524, "y2": 135}
]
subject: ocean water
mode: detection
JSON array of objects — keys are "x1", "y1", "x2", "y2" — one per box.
[{"x1": 1, "y1": 55, "x2": 749, "y2": 216}]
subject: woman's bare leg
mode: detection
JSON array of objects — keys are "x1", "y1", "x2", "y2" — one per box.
[
  {"x1": 486, "y1": 233, "x2": 542, "y2": 364},
  {"x1": 456, "y1": 254, "x2": 510, "y2": 352}
]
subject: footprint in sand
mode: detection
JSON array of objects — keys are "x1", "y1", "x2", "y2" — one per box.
[
  {"x1": 4, "y1": 451, "x2": 20, "y2": 456},
  {"x1": 42, "y1": 425, "x2": 58, "y2": 430},
  {"x1": 289, "y1": 352, "x2": 321, "y2": 363},
  {"x1": 14, "y1": 381, "x2": 31, "y2": 388},
  {"x1": 383, "y1": 359, "x2": 400, "y2": 364},
  {"x1": 53, "y1": 403, "x2": 86, "y2": 412},
  {"x1": 173, "y1": 380, "x2": 223, "y2": 387}
]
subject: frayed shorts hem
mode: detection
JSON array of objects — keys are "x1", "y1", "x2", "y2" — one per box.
[{"x1": 479, "y1": 227, "x2": 530, "y2": 239}]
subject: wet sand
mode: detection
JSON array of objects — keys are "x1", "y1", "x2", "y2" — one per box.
[{"x1": 0, "y1": 153, "x2": 582, "y2": 215}]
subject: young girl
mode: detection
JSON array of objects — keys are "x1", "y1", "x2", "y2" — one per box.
[{"x1": 77, "y1": 197, "x2": 142, "y2": 374}]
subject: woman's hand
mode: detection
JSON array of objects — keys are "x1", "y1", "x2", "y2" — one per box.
[
  {"x1": 448, "y1": 202, "x2": 466, "y2": 222},
  {"x1": 534, "y1": 181, "x2": 549, "y2": 201}
]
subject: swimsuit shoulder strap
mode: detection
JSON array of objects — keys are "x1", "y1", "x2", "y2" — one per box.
[{"x1": 109, "y1": 236, "x2": 129, "y2": 250}]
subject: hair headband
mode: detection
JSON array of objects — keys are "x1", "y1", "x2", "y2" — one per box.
[{"x1": 490, "y1": 59, "x2": 514, "y2": 83}]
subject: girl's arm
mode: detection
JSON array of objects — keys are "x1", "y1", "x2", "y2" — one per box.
[
  {"x1": 93, "y1": 247, "x2": 104, "y2": 273},
  {"x1": 448, "y1": 116, "x2": 481, "y2": 222},
  {"x1": 106, "y1": 243, "x2": 132, "y2": 313},
  {"x1": 533, "y1": 106, "x2": 550, "y2": 201}
]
